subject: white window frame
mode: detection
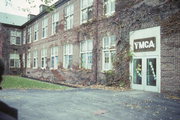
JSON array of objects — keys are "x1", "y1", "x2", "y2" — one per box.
[
  {"x1": 104, "y1": 0, "x2": 115, "y2": 16},
  {"x1": 23, "y1": 30, "x2": 26, "y2": 44},
  {"x1": 22, "y1": 53, "x2": 25, "y2": 68},
  {"x1": 102, "y1": 35, "x2": 116, "y2": 71},
  {"x1": 10, "y1": 30, "x2": 21, "y2": 45},
  {"x1": 63, "y1": 44, "x2": 73, "y2": 69},
  {"x1": 42, "y1": 18, "x2": 48, "y2": 38},
  {"x1": 64, "y1": 4, "x2": 74, "y2": 30},
  {"x1": 27, "y1": 27, "x2": 32, "y2": 43},
  {"x1": 80, "y1": 0, "x2": 93, "y2": 24},
  {"x1": 52, "y1": 12, "x2": 59, "y2": 35},
  {"x1": 34, "y1": 23, "x2": 39, "y2": 41},
  {"x1": 51, "y1": 47, "x2": 59, "y2": 69},
  {"x1": 9, "y1": 53, "x2": 20, "y2": 68},
  {"x1": 41, "y1": 48, "x2": 47, "y2": 69},
  {"x1": 27, "y1": 52, "x2": 31, "y2": 68},
  {"x1": 33, "y1": 50, "x2": 38, "y2": 69},
  {"x1": 80, "y1": 40, "x2": 93, "y2": 69}
]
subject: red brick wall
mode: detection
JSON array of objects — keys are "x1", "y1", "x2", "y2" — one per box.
[{"x1": 22, "y1": 0, "x2": 180, "y2": 93}]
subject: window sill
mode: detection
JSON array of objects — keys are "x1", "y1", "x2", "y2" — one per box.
[
  {"x1": 104, "y1": 12, "x2": 115, "y2": 18},
  {"x1": 33, "y1": 40, "x2": 39, "y2": 42}
]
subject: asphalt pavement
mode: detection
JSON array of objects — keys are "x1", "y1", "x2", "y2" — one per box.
[{"x1": 0, "y1": 88, "x2": 180, "y2": 120}]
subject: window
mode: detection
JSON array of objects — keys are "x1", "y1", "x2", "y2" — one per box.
[
  {"x1": 9, "y1": 53, "x2": 20, "y2": 68},
  {"x1": 33, "y1": 50, "x2": 38, "y2": 69},
  {"x1": 81, "y1": 0, "x2": 93, "y2": 23},
  {"x1": 80, "y1": 40, "x2": 93, "y2": 69},
  {"x1": 51, "y1": 47, "x2": 58, "y2": 69},
  {"x1": 27, "y1": 27, "x2": 32, "y2": 43},
  {"x1": 102, "y1": 35, "x2": 116, "y2": 71},
  {"x1": 52, "y1": 12, "x2": 59, "y2": 34},
  {"x1": 27, "y1": 52, "x2": 31, "y2": 68},
  {"x1": 64, "y1": 4, "x2": 74, "y2": 30},
  {"x1": 63, "y1": 44, "x2": 73, "y2": 69},
  {"x1": 104, "y1": 0, "x2": 115, "y2": 16},
  {"x1": 22, "y1": 53, "x2": 25, "y2": 68},
  {"x1": 42, "y1": 18, "x2": 48, "y2": 38},
  {"x1": 23, "y1": 30, "x2": 26, "y2": 44},
  {"x1": 41, "y1": 48, "x2": 47, "y2": 69},
  {"x1": 34, "y1": 23, "x2": 39, "y2": 41},
  {"x1": 10, "y1": 30, "x2": 21, "y2": 45}
]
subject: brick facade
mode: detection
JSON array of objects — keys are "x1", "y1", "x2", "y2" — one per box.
[
  {"x1": 0, "y1": 24, "x2": 23, "y2": 74},
  {"x1": 1, "y1": 0, "x2": 179, "y2": 93}
]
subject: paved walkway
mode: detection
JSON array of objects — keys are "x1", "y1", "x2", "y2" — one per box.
[{"x1": 0, "y1": 88, "x2": 180, "y2": 120}]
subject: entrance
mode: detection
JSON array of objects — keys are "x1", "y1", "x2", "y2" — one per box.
[
  {"x1": 132, "y1": 56, "x2": 160, "y2": 92},
  {"x1": 130, "y1": 26, "x2": 161, "y2": 92}
]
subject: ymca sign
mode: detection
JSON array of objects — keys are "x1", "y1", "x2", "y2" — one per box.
[{"x1": 134, "y1": 37, "x2": 156, "y2": 52}]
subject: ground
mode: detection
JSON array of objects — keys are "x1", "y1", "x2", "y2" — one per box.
[{"x1": 0, "y1": 88, "x2": 180, "y2": 120}]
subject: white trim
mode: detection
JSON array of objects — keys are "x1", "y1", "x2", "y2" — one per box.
[
  {"x1": 102, "y1": 35, "x2": 116, "y2": 71},
  {"x1": 9, "y1": 53, "x2": 20, "y2": 68},
  {"x1": 42, "y1": 18, "x2": 48, "y2": 39},
  {"x1": 33, "y1": 50, "x2": 38, "y2": 69},
  {"x1": 104, "y1": 0, "x2": 116, "y2": 17},
  {"x1": 41, "y1": 48, "x2": 47, "y2": 69},
  {"x1": 80, "y1": 0, "x2": 93, "y2": 24},
  {"x1": 130, "y1": 26, "x2": 161, "y2": 93},
  {"x1": 64, "y1": 3, "x2": 74, "y2": 30},
  {"x1": 50, "y1": 46, "x2": 59, "y2": 69},
  {"x1": 34, "y1": 22, "x2": 39, "y2": 42},
  {"x1": 63, "y1": 44, "x2": 73, "y2": 69},
  {"x1": 80, "y1": 40, "x2": 93, "y2": 69},
  {"x1": 51, "y1": 12, "x2": 59, "y2": 35},
  {"x1": 27, "y1": 52, "x2": 31, "y2": 68}
]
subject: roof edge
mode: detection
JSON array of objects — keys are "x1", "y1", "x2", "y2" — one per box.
[{"x1": 22, "y1": 0, "x2": 69, "y2": 28}]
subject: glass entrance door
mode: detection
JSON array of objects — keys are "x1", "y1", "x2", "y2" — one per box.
[
  {"x1": 132, "y1": 57, "x2": 160, "y2": 92},
  {"x1": 146, "y1": 58, "x2": 156, "y2": 86}
]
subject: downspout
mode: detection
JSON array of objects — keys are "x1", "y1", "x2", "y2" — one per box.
[{"x1": 94, "y1": 0, "x2": 99, "y2": 83}]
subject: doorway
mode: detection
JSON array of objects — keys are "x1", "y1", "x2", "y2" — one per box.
[
  {"x1": 132, "y1": 56, "x2": 160, "y2": 92},
  {"x1": 130, "y1": 26, "x2": 161, "y2": 92}
]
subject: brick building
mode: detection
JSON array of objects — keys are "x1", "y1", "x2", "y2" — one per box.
[{"x1": 0, "y1": 0, "x2": 179, "y2": 93}]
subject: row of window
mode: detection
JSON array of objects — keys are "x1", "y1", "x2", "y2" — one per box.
[
  {"x1": 10, "y1": 35, "x2": 116, "y2": 71},
  {"x1": 23, "y1": 0, "x2": 115, "y2": 44}
]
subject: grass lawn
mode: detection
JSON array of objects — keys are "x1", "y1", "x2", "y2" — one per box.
[{"x1": 1, "y1": 75, "x2": 69, "y2": 90}]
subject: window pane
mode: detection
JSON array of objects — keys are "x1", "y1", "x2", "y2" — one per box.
[
  {"x1": 16, "y1": 37, "x2": 21, "y2": 45},
  {"x1": 104, "y1": 52, "x2": 109, "y2": 63},
  {"x1": 81, "y1": 41, "x2": 86, "y2": 52},
  {"x1": 110, "y1": 35, "x2": 116, "y2": 47},
  {"x1": 55, "y1": 56, "x2": 58, "y2": 68},
  {"x1": 88, "y1": 7, "x2": 93, "y2": 20},
  {"x1": 10, "y1": 37, "x2": 16, "y2": 44},
  {"x1": 82, "y1": 9, "x2": 87, "y2": 22},
  {"x1": 111, "y1": 50, "x2": 115, "y2": 63},
  {"x1": 16, "y1": 32, "x2": 21, "y2": 37},
  {"x1": 133, "y1": 59, "x2": 142, "y2": 84},
  {"x1": 87, "y1": 53, "x2": 92, "y2": 69},
  {"x1": 69, "y1": 55, "x2": 73, "y2": 68},
  {"x1": 87, "y1": 40, "x2": 93, "y2": 51},
  {"x1": 81, "y1": 53, "x2": 86, "y2": 68},
  {"x1": 147, "y1": 58, "x2": 156, "y2": 86},
  {"x1": 42, "y1": 58, "x2": 44, "y2": 67},
  {"x1": 103, "y1": 37, "x2": 109, "y2": 49},
  {"x1": 82, "y1": 0, "x2": 88, "y2": 9},
  {"x1": 15, "y1": 59, "x2": 20, "y2": 68},
  {"x1": 10, "y1": 59, "x2": 14, "y2": 67},
  {"x1": 111, "y1": 0, "x2": 115, "y2": 12},
  {"x1": 51, "y1": 57, "x2": 54, "y2": 68}
]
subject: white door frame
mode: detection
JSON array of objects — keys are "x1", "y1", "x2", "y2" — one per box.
[
  {"x1": 131, "y1": 56, "x2": 160, "y2": 92},
  {"x1": 129, "y1": 26, "x2": 161, "y2": 93}
]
